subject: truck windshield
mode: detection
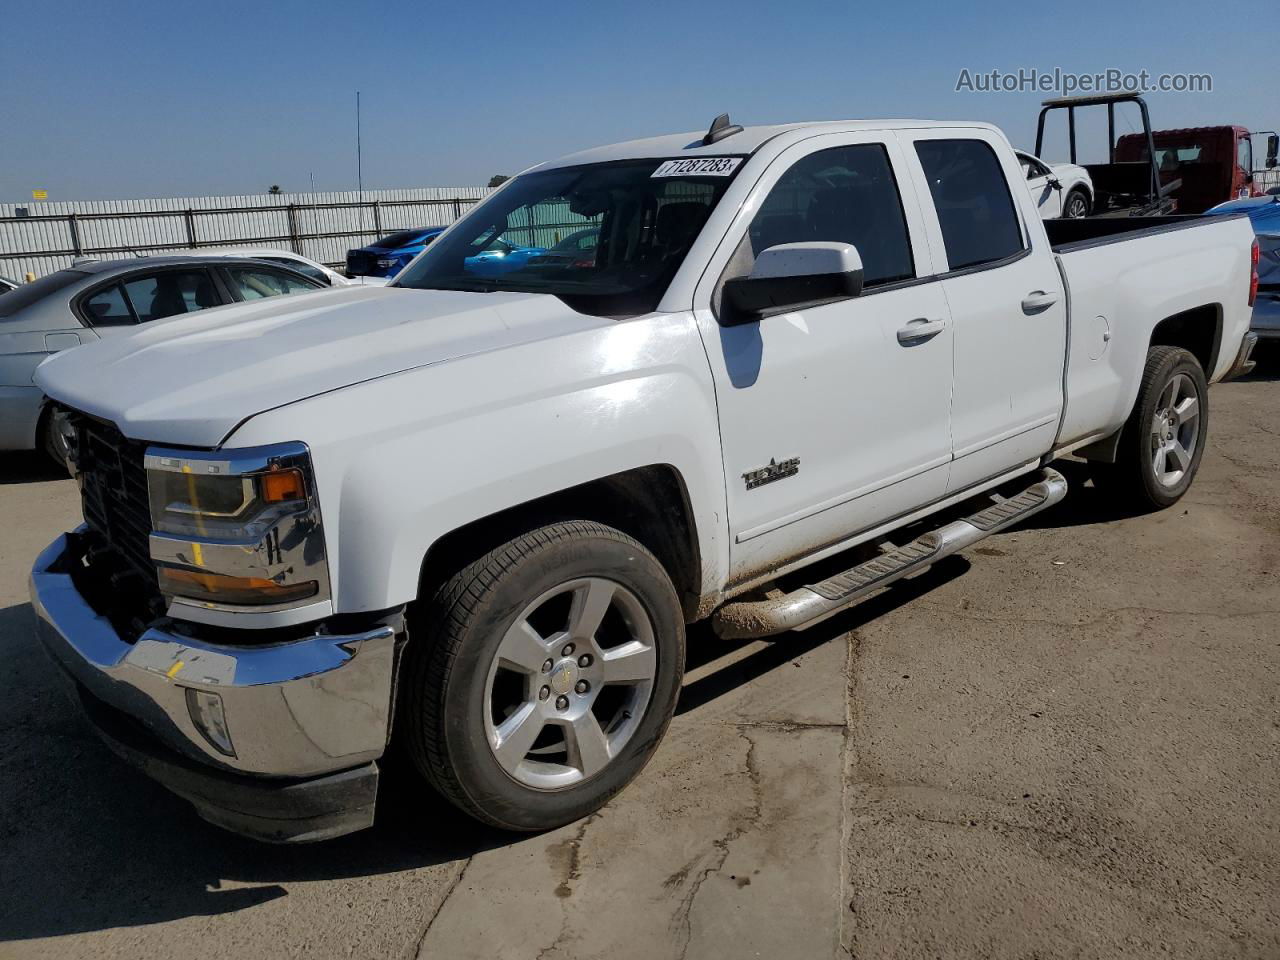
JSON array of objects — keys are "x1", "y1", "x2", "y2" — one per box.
[{"x1": 395, "y1": 158, "x2": 742, "y2": 316}]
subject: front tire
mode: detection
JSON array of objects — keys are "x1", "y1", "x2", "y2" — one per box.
[
  {"x1": 401, "y1": 521, "x2": 685, "y2": 831},
  {"x1": 1091, "y1": 346, "x2": 1208, "y2": 510},
  {"x1": 1062, "y1": 188, "x2": 1091, "y2": 219}
]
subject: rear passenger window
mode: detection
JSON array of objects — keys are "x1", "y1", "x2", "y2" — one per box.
[
  {"x1": 915, "y1": 139, "x2": 1026, "y2": 270},
  {"x1": 123, "y1": 271, "x2": 218, "y2": 323},
  {"x1": 749, "y1": 144, "x2": 914, "y2": 287},
  {"x1": 82, "y1": 283, "x2": 134, "y2": 326}
]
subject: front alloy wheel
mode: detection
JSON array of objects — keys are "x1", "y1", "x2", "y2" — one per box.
[
  {"x1": 485, "y1": 577, "x2": 657, "y2": 789},
  {"x1": 402, "y1": 521, "x2": 684, "y2": 831},
  {"x1": 1063, "y1": 190, "x2": 1090, "y2": 218}
]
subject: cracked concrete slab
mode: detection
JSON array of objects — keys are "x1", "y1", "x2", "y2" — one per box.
[{"x1": 2, "y1": 366, "x2": 1278, "y2": 959}]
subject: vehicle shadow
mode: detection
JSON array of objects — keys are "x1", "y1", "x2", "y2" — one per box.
[
  {"x1": 0, "y1": 601, "x2": 510, "y2": 944},
  {"x1": 1239, "y1": 341, "x2": 1280, "y2": 381},
  {"x1": 1018, "y1": 459, "x2": 1148, "y2": 531},
  {"x1": 678, "y1": 554, "x2": 972, "y2": 714},
  {"x1": 0, "y1": 550, "x2": 975, "y2": 942},
  {"x1": 0, "y1": 451, "x2": 66, "y2": 485}
]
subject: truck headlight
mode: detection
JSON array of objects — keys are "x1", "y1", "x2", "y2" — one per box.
[{"x1": 144, "y1": 442, "x2": 330, "y2": 615}]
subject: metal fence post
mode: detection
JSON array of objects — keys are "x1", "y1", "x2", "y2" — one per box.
[
  {"x1": 452, "y1": 198, "x2": 461, "y2": 221},
  {"x1": 184, "y1": 209, "x2": 197, "y2": 249},
  {"x1": 372, "y1": 200, "x2": 381, "y2": 238},
  {"x1": 286, "y1": 204, "x2": 301, "y2": 254},
  {"x1": 68, "y1": 213, "x2": 83, "y2": 256}
]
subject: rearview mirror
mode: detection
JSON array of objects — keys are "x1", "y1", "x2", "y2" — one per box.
[
  {"x1": 723, "y1": 242, "x2": 864, "y2": 322},
  {"x1": 1267, "y1": 133, "x2": 1279, "y2": 169}
]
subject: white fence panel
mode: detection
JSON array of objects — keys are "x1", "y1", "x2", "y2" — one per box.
[{"x1": 0, "y1": 186, "x2": 492, "y2": 280}]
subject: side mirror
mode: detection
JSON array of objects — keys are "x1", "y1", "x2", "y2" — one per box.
[
  {"x1": 1268, "y1": 133, "x2": 1279, "y2": 168},
  {"x1": 723, "y1": 242, "x2": 864, "y2": 322}
]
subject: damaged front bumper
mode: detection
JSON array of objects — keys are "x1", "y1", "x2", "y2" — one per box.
[{"x1": 29, "y1": 531, "x2": 400, "y2": 842}]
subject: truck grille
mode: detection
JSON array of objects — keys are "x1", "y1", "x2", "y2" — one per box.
[{"x1": 69, "y1": 411, "x2": 157, "y2": 589}]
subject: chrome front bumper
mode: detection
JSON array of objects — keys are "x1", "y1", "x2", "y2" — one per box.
[{"x1": 29, "y1": 532, "x2": 399, "y2": 840}]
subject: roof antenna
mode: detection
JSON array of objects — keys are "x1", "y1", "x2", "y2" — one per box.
[{"x1": 702, "y1": 113, "x2": 743, "y2": 146}]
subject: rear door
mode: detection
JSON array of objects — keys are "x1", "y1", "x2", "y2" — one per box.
[
  {"x1": 692, "y1": 132, "x2": 955, "y2": 584},
  {"x1": 901, "y1": 130, "x2": 1067, "y2": 492},
  {"x1": 79, "y1": 267, "x2": 226, "y2": 338}
]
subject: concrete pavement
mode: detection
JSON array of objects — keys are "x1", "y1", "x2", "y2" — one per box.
[{"x1": 1, "y1": 363, "x2": 1277, "y2": 959}]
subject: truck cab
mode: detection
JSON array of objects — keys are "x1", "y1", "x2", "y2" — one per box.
[{"x1": 1117, "y1": 126, "x2": 1280, "y2": 213}]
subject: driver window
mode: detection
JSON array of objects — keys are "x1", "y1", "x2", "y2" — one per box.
[
  {"x1": 1238, "y1": 137, "x2": 1252, "y2": 174},
  {"x1": 747, "y1": 143, "x2": 915, "y2": 288}
]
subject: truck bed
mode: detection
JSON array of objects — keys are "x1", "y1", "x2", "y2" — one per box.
[
  {"x1": 1044, "y1": 213, "x2": 1246, "y2": 254},
  {"x1": 1050, "y1": 208, "x2": 1255, "y2": 452},
  {"x1": 1044, "y1": 212, "x2": 1244, "y2": 253}
]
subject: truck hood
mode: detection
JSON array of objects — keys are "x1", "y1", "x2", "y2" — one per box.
[{"x1": 34, "y1": 286, "x2": 607, "y2": 447}]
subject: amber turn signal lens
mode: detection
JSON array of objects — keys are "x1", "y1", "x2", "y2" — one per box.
[
  {"x1": 159, "y1": 568, "x2": 318, "y2": 606},
  {"x1": 260, "y1": 467, "x2": 306, "y2": 504}
]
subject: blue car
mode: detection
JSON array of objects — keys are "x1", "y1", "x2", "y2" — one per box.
[
  {"x1": 347, "y1": 228, "x2": 545, "y2": 280},
  {"x1": 463, "y1": 237, "x2": 548, "y2": 277},
  {"x1": 346, "y1": 227, "x2": 447, "y2": 279},
  {"x1": 1210, "y1": 194, "x2": 1280, "y2": 340}
]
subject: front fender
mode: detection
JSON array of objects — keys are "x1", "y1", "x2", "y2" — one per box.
[{"x1": 226, "y1": 312, "x2": 729, "y2": 613}]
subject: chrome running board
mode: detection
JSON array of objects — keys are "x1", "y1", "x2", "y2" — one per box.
[{"x1": 711, "y1": 468, "x2": 1068, "y2": 639}]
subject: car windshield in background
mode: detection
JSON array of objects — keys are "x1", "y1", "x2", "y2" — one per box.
[{"x1": 395, "y1": 158, "x2": 742, "y2": 315}]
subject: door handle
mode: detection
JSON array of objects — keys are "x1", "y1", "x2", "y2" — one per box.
[
  {"x1": 1021, "y1": 290, "x2": 1060, "y2": 314},
  {"x1": 896, "y1": 317, "x2": 946, "y2": 345}
]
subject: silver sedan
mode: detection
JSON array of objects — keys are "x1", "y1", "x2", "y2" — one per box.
[{"x1": 0, "y1": 256, "x2": 325, "y2": 458}]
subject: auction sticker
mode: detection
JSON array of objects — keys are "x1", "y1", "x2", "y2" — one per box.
[{"x1": 651, "y1": 157, "x2": 742, "y2": 178}]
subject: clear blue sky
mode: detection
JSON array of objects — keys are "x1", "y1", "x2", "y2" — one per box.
[{"x1": 0, "y1": 0, "x2": 1271, "y2": 201}]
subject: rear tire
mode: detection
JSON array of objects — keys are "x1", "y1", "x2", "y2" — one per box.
[
  {"x1": 1090, "y1": 346, "x2": 1208, "y2": 510},
  {"x1": 401, "y1": 521, "x2": 685, "y2": 831},
  {"x1": 38, "y1": 409, "x2": 71, "y2": 474}
]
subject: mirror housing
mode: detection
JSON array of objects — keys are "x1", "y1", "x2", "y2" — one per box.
[
  {"x1": 723, "y1": 242, "x2": 864, "y2": 321},
  {"x1": 1267, "y1": 133, "x2": 1279, "y2": 168}
]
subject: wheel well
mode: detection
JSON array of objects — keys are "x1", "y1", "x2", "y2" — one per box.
[
  {"x1": 1149, "y1": 304, "x2": 1222, "y2": 376},
  {"x1": 418, "y1": 465, "x2": 704, "y2": 621}
]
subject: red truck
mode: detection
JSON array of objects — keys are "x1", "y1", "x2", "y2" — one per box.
[{"x1": 1117, "y1": 126, "x2": 1280, "y2": 213}]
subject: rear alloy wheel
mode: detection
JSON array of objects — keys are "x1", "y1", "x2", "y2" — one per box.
[
  {"x1": 1148, "y1": 372, "x2": 1201, "y2": 490},
  {"x1": 402, "y1": 521, "x2": 684, "y2": 831},
  {"x1": 1091, "y1": 346, "x2": 1208, "y2": 510}
]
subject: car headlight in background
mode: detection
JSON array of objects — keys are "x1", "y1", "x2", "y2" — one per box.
[{"x1": 144, "y1": 442, "x2": 330, "y2": 615}]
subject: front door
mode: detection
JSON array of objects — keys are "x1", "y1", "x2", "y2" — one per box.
[{"x1": 693, "y1": 134, "x2": 955, "y2": 586}]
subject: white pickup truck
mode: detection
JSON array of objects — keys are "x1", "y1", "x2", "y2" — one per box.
[{"x1": 29, "y1": 115, "x2": 1259, "y2": 842}]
